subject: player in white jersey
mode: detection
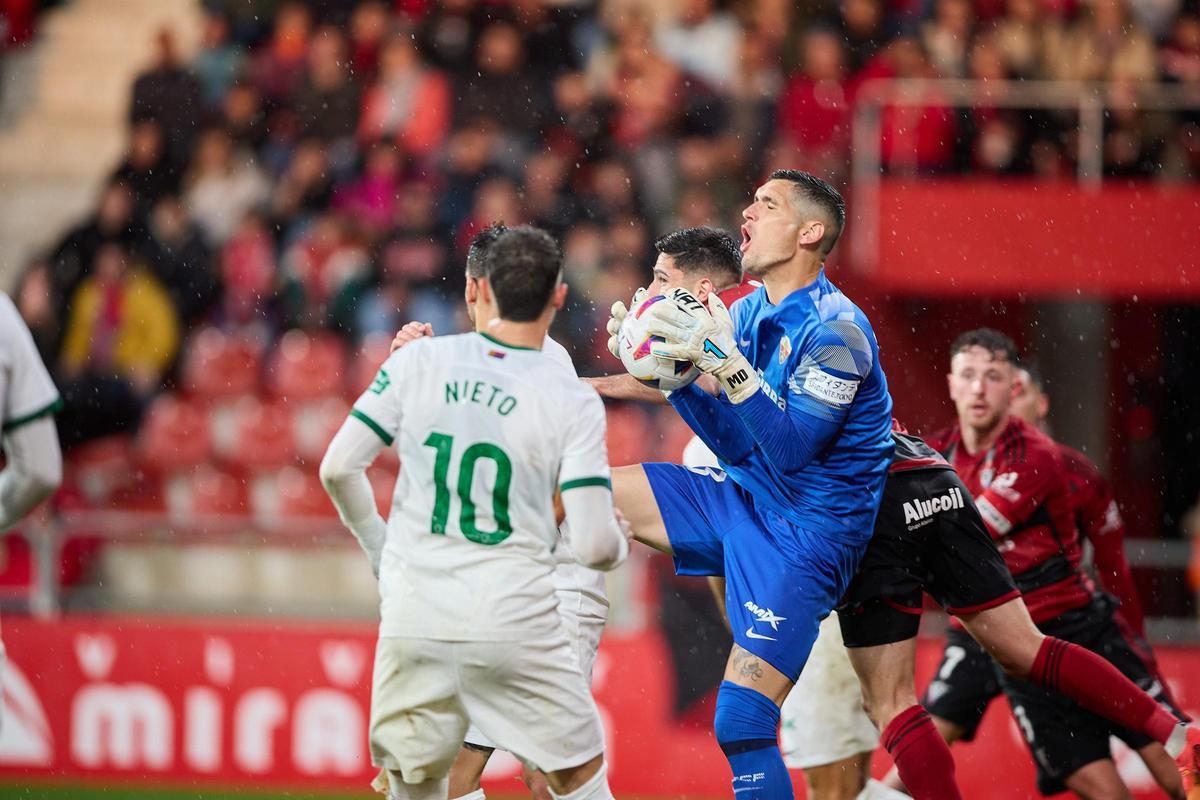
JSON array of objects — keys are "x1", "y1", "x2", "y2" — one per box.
[
  {"x1": 321, "y1": 226, "x2": 627, "y2": 800},
  {"x1": 389, "y1": 224, "x2": 609, "y2": 800},
  {"x1": 0, "y1": 292, "x2": 63, "y2": 729}
]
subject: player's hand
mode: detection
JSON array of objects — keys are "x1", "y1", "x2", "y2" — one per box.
[
  {"x1": 390, "y1": 321, "x2": 433, "y2": 353},
  {"x1": 643, "y1": 288, "x2": 760, "y2": 404},
  {"x1": 605, "y1": 287, "x2": 647, "y2": 358}
]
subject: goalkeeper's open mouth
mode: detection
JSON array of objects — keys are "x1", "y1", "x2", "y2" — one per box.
[{"x1": 740, "y1": 224, "x2": 751, "y2": 254}]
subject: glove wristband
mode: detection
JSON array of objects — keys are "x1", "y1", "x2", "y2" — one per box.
[{"x1": 714, "y1": 353, "x2": 759, "y2": 404}]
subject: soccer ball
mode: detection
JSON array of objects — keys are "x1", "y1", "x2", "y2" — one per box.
[{"x1": 617, "y1": 294, "x2": 701, "y2": 392}]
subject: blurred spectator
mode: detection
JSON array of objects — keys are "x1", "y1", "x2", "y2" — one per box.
[
  {"x1": 13, "y1": 260, "x2": 59, "y2": 364},
  {"x1": 777, "y1": 28, "x2": 853, "y2": 182},
  {"x1": 191, "y1": 9, "x2": 244, "y2": 107},
  {"x1": 252, "y1": 1, "x2": 311, "y2": 102},
  {"x1": 136, "y1": 196, "x2": 219, "y2": 328},
  {"x1": 921, "y1": 0, "x2": 975, "y2": 79},
  {"x1": 358, "y1": 34, "x2": 451, "y2": 160},
  {"x1": 333, "y1": 139, "x2": 402, "y2": 236},
  {"x1": 279, "y1": 213, "x2": 370, "y2": 331},
  {"x1": 993, "y1": 0, "x2": 1050, "y2": 79},
  {"x1": 293, "y1": 26, "x2": 362, "y2": 146},
  {"x1": 416, "y1": 0, "x2": 485, "y2": 74},
  {"x1": 877, "y1": 37, "x2": 958, "y2": 173},
  {"x1": 220, "y1": 83, "x2": 268, "y2": 153},
  {"x1": 836, "y1": 0, "x2": 889, "y2": 72},
  {"x1": 1162, "y1": 12, "x2": 1200, "y2": 90},
  {"x1": 51, "y1": 180, "x2": 141, "y2": 317},
  {"x1": 1043, "y1": 0, "x2": 1158, "y2": 82},
  {"x1": 130, "y1": 29, "x2": 203, "y2": 170},
  {"x1": 111, "y1": 120, "x2": 179, "y2": 224},
  {"x1": 184, "y1": 128, "x2": 270, "y2": 246},
  {"x1": 220, "y1": 211, "x2": 277, "y2": 328},
  {"x1": 654, "y1": 0, "x2": 743, "y2": 90},
  {"x1": 348, "y1": 1, "x2": 389, "y2": 82},
  {"x1": 270, "y1": 139, "x2": 333, "y2": 233},
  {"x1": 58, "y1": 243, "x2": 180, "y2": 447},
  {"x1": 521, "y1": 149, "x2": 578, "y2": 236},
  {"x1": 455, "y1": 21, "x2": 549, "y2": 139}
]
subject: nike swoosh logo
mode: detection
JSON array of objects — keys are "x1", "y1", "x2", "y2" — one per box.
[{"x1": 744, "y1": 627, "x2": 776, "y2": 641}]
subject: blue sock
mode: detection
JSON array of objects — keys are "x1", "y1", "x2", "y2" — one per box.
[{"x1": 713, "y1": 681, "x2": 792, "y2": 799}]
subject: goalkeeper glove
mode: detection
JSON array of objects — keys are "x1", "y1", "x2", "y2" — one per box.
[
  {"x1": 606, "y1": 287, "x2": 647, "y2": 358},
  {"x1": 644, "y1": 288, "x2": 760, "y2": 404}
]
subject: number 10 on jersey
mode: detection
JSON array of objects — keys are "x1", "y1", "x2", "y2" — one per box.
[{"x1": 423, "y1": 432, "x2": 514, "y2": 545}]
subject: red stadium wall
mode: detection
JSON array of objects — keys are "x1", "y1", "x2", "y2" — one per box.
[
  {"x1": 0, "y1": 615, "x2": 1197, "y2": 798},
  {"x1": 865, "y1": 180, "x2": 1200, "y2": 299}
]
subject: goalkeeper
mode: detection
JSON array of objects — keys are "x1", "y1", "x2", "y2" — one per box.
[{"x1": 609, "y1": 171, "x2": 893, "y2": 800}]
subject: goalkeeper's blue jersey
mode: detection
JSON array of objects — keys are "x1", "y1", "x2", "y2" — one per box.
[{"x1": 689, "y1": 270, "x2": 894, "y2": 545}]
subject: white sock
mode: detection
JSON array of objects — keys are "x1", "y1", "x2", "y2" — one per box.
[
  {"x1": 451, "y1": 791, "x2": 486, "y2": 800},
  {"x1": 549, "y1": 762, "x2": 611, "y2": 800},
  {"x1": 386, "y1": 770, "x2": 449, "y2": 800},
  {"x1": 858, "y1": 778, "x2": 913, "y2": 799},
  {"x1": 1165, "y1": 722, "x2": 1189, "y2": 759}
]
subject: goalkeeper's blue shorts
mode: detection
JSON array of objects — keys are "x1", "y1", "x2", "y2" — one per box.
[{"x1": 643, "y1": 461, "x2": 866, "y2": 682}]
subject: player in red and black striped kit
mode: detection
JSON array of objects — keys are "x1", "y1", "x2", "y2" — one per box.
[{"x1": 913, "y1": 329, "x2": 1196, "y2": 798}]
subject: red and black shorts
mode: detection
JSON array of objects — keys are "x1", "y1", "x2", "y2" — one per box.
[{"x1": 835, "y1": 466, "x2": 1019, "y2": 648}]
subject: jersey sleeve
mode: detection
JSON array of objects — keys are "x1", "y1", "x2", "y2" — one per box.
[
  {"x1": 0, "y1": 295, "x2": 61, "y2": 434},
  {"x1": 557, "y1": 387, "x2": 612, "y2": 492},
  {"x1": 349, "y1": 345, "x2": 413, "y2": 447},
  {"x1": 728, "y1": 318, "x2": 874, "y2": 474},
  {"x1": 542, "y1": 336, "x2": 578, "y2": 377},
  {"x1": 973, "y1": 436, "x2": 1061, "y2": 541}
]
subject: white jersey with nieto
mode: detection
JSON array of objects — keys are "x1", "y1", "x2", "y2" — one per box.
[{"x1": 352, "y1": 331, "x2": 612, "y2": 642}]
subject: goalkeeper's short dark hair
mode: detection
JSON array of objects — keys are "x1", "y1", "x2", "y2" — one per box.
[
  {"x1": 486, "y1": 226, "x2": 563, "y2": 322},
  {"x1": 950, "y1": 328, "x2": 1019, "y2": 364},
  {"x1": 768, "y1": 169, "x2": 846, "y2": 256},
  {"x1": 654, "y1": 226, "x2": 743, "y2": 291},
  {"x1": 466, "y1": 222, "x2": 508, "y2": 278}
]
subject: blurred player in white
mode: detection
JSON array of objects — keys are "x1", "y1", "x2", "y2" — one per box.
[
  {"x1": 321, "y1": 226, "x2": 628, "y2": 800},
  {"x1": 389, "y1": 223, "x2": 609, "y2": 800},
  {"x1": 0, "y1": 292, "x2": 64, "y2": 728}
]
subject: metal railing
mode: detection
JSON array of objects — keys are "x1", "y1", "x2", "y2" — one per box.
[
  {"x1": 849, "y1": 79, "x2": 1200, "y2": 270},
  {"x1": 5, "y1": 509, "x2": 1196, "y2": 639}
]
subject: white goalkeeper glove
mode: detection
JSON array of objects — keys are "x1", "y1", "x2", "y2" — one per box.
[
  {"x1": 643, "y1": 288, "x2": 760, "y2": 404},
  {"x1": 606, "y1": 287, "x2": 647, "y2": 358}
]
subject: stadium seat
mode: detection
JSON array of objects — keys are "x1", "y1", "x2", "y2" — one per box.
[
  {"x1": 293, "y1": 396, "x2": 351, "y2": 465},
  {"x1": 220, "y1": 397, "x2": 296, "y2": 470},
  {"x1": 137, "y1": 394, "x2": 212, "y2": 472},
  {"x1": 605, "y1": 403, "x2": 652, "y2": 467},
  {"x1": 265, "y1": 329, "x2": 348, "y2": 401},
  {"x1": 274, "y1": 466, "x2": 337, "y2": 519},
  {"x1": 368, "y1": 466, "x2": 399, "y2": 516},
  {"x1": 182, "y1": 328, "x2": 262, "y2": 400},
  {"x1": 166, "y1": 465, "x2": 248, "y2": 518},
  {"x1": 65, "y1": 435, "x2": 136, "y2": 505},
  {"x1": 657, "y1": 412, "x2": 698, "y2": 463},
  {"x1": 352, "y1": 332, "x2": 394, "y2": 397}
]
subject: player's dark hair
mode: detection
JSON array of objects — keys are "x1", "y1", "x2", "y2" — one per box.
[
  {"x1": 1018, "y1": 358, "x2": 1046, "y2": 390},
  {"x1": 950, "y1": 328, "x2": 1019, "y2": 364},
  {"x1": 485, "y1": 225, "x2": 562, "y2": 322},
  {"x1": 466, "y1": 222, "x2": 508, "y2": 278},
  {"x1": 654, "y1": 226, "x2": 743, "y2": 290},
  {"x1": 767, "y1": 169, "x2": 846, "y2": 256}
]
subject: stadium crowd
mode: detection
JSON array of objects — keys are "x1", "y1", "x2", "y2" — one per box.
[{"x1": 8, "y1": 0, "x2": 1200, "y2": 458}]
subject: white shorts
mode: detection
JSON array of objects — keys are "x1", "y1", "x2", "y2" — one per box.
[
  {"x1": 370, "y1": 633, "x2": 605, "y2": 782},
  {"x1": 463, "y1": 589, "x2": 606, "y2": 751},
  {"x1": 780, "y1": 613, "x2": 879, "y2": 769}
]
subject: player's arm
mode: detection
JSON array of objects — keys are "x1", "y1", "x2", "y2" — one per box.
[
  {"x1": 0, "y1": 416, "x2": 63, "y2": 531},
  {"x1": 971, "y1": 440, "x2": 1060, "y2": 543},
  {"x1": 320, "y1": 349, "x2": 407, "y2": 575},
  {"x1": 0, "y1": 297, "x2": 63, "y2": 531},
  {"x1": 583, "y1": 373, "x2": 720, "y2": 403},
  {"x1": 558, "y1": 390, "x2": 630, "y2": 571},
  {"x1": 1082, "y1": 479, "x2": 1145, "y2": 635},
  {"x1": 722, "y1": 319, "x2": 872, "y2": 474}
]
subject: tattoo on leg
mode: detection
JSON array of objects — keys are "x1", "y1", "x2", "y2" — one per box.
[{"x1": 731, "y1": 647, "x2": 765, "y2": 682}]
